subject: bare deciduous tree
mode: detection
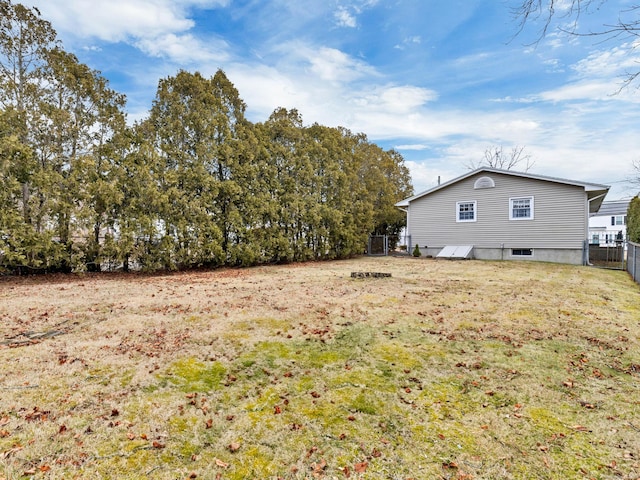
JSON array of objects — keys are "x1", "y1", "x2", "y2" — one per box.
[
  {"x1": 630, "y1": 158, "x2": 640, "y2": 189},
  {"x1": 511, "y1": 0, "x2": 640, "y2": 89},
  {"x1": 467, "y1": 145, "x2": 534, "y2": 172}
]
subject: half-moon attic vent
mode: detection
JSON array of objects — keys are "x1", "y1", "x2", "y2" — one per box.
[{"x1": 474, "y1": 176, "x2": 495, "y2": 189}]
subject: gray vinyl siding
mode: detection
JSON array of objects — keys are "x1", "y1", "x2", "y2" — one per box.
[{"x1": 408, "y1": 172, "x2": 587, "y2": 250}]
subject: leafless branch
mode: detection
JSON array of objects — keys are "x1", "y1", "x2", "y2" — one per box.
[
  {"x1": 467, "y1": 145, "x2": 534, "y2": 172},
  {"x1": 511, "y1": 1, "x2": 640, "y2": 89}
]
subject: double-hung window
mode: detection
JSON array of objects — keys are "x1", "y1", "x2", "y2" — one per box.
[
  {"x1": 611, "y1": 215, "x2": 626, "y2": 226},
  {"x1": 456, "y1": 201, "x2": 476, "y2": 222},
  {"x1": 510, "y1": 197, "x2": 534, "y2": 220}
]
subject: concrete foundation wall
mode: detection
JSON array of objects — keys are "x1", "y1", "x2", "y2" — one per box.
[{"x1": 415, "y1": 246, "x2": 584, "y2": 265}]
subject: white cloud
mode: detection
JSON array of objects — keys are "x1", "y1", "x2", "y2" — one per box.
[
  {"x1": 492, "y1": 96, "x2": 537, "y2": 104},
  {"x1": 405, "y1": 160, "x2": 442, "y2": 193},
  {"x1": 333, "y1": 1, "x2": 380, "y2": 29},
  {"x1": 395, "y1": 144, "x2": 430, "y2": 151},
  {"x1": 33, "y1": 0, "x2": 220, "y2": 40},
  {"x1": 402, "y1": 122, "x2": 638, "y2": 199},
  {"x1": 311, "y1": 48, "x2": 365, "y2": 82},
  {"x1": 394, "y1": 36, "x2": 422, "y2": 50},
  {"x1": 452, "y1": 51, "x2": 492, "y2": 67},
  {"x1": 136, "y1": 33, "x2": 230, "y2": 64},
  {"x1": 541, "y1": 57, "x2": 563, "y2": 73},
  {"x1": 335, "y1": 7, "x2": 357, "y2": 28},
  {"x1": 179, "y1": 45, "x2": 638, "y2": 198},
  {"x1": 95, "y1": 2, "x2": 187, "y2": 40},
  {"x1": 226, "y1": 63, "x2": 310, "y2": 118},
  {"x1": 572, "y1": 41, "x2": 640, "y2": 79},
  {"x1": 32, "y1": 0, "x2": 233, "y2": 66},
  {"x1": 357, "y1": 85, "x2": 438, "y2": 113},
  {"x1": 228, "y1": 59, "x2": 435, "y2": 129},
  {"x1": 538, "y1": 81, "x2": 619, "y2": 102},
  {"x1": 494, "y1": 40, "x2": 640, "y2": 105},
  {"x1": 284, "y1": 45, "x2": 378, "y2": 84},
  {"x1": 405, "y1": 160, "x2": 463, "y2": 195},
  {"x1": 543, "y1": 29, "x2": 580, "y2": 50},
  {"x1": 220, "y1": 44, "x2": 438, "y2": 135}
]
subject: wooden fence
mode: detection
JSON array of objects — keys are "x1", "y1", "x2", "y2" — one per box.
[{"x1": 589, "y1": 244, "x2": 624, "y2": 265}]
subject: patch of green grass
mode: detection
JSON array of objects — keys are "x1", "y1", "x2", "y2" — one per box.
[
  {"x1": 349, "y1": 389, "x2": 382, "y2": 415},
  {"x1": 372, "y1": 341, "x2": 422, "y2": 370},
  {"x1": 248, "y1": 317, "x2": 292, "y2": 333},
  {"x1": 224, "y1": 445, "x2": 280, "y2": 478},
  {"x1": 119, "y1": 369, "x2": 135, "y2": 387},
  {"x1": 165, "y1": 357, "x2": 226, "y2": 392},
  {"x1": 184, "y1": 314, "x2": 203, "y2": 323}
]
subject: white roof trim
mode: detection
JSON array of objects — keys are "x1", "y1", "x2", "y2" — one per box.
[{"x1": 395, "y1": 167, "x2": 610, "y2": 207}]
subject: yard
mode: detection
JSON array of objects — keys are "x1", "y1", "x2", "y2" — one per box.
[{"x1": 1, "y1": 257, "x2": 639, "y2": 479}]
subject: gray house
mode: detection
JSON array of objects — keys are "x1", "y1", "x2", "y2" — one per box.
[{"x1": 395, "y1": 168, "x2": 610, "y2": 265}]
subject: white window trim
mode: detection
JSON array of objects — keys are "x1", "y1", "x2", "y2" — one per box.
[
  {"x1": 509, "y1": 196, "x2": 534, "y2": 221},
  {"x1": 456, "y1": 200, "x2": 477, "y2": 223}
]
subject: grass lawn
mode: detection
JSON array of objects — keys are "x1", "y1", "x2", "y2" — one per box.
[{"x1": 1, "y1": 257, "x2": 639, "y2": 479}]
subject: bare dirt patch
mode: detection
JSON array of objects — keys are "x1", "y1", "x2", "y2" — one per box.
[{"x1": 1, "y1": 257, "x2": 639, "y2": 479}]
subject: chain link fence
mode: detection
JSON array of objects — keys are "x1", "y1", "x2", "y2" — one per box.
[
  {"x1": 627, "y1": 241, "x2": 640, "y2": 285},
  {"x1": 367, "y1": 235, "x2": 412, "y2": 256}
]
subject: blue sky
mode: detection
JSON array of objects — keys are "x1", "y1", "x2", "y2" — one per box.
[{"x1": 31, "y1": 0, "x2": 640, "y2": 199}]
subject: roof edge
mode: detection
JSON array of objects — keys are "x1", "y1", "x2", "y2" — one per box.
[{"x1": 396, "y1": 167, "x2": 610, "y2": 206}]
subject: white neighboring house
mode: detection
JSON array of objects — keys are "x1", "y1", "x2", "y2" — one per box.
[{"x1": 588, "y1": 199, "x2": 630, "y2": 246}]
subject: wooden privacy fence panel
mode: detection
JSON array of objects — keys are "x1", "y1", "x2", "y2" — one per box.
[{"x1": 589, "y1": 244, "x2": 624, "y2": 263}]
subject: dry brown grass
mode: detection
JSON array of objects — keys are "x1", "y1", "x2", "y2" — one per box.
[{"x1": 0, "y1": 257, "x2": 639, "y2": 479}]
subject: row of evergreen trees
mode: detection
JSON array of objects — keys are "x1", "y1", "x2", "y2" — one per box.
[{"x1": 0, "y1": 1, "x2": 413, "y2": 273}]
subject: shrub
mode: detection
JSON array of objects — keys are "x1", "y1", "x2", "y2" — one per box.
[
  {"x1": 627, "y1": 196, "x2": 640, "y2": 243},
  {"x1": 412, "y1": 244, "x2": 422, "y2": 257}
]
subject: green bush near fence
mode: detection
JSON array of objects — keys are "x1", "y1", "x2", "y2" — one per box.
[{"x1": 627, "y1": 196, "x2": 640, "y2": 243}]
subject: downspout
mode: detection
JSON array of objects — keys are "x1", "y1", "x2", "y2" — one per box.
[
  {"x1": 586, "y1": 193, "x2": 608, "y2": 266},
  {"x1": 398, "y1": 206, "x2": 408, "y2": 235}
]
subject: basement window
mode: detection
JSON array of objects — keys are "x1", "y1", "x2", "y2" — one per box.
[{"x1": 511, "y1": 248, "x2": 533, "y2": 257}]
